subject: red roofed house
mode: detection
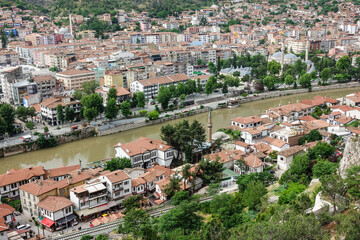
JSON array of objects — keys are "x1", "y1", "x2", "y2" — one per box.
[
  {"x1": 234, "y1": 154, "x2": 265, "y2": 174},
  {"x1": 99, "y1": 170, "x2": 132, "y2": 203},
  {"x1": 0, "y1": 204, "x2": 15, "y2": 227},
  {"x1": 40, "y1": 96, "x2": 81, "y2": 126},
  {"x1": 231, "y1": 116, "x2": 262, "y2": 129},
  {"x1": 114, "y1": 137, "x2": 177, "y2": 168},
  {"x1": 37, "y1": 196, "x2": 75, "y2": 231},
  {"x1": 301, "y1": 96, "x2": 339, "y2": 107},
  {"x1": 0, "y1": 166, "x2": 45, "y2": 199}
]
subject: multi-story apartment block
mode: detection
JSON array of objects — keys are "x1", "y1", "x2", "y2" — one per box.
[
  {"x1": 0, "y1": 49, "x2": 20, "y2": 66},
  {"x1": 100, "y1": 170, "x2": 132, "y2": 202},
  {"x1": 32, "y1": 75, "x2": 57, "y2": 99},
  {"x1": 0, "y1": 66, "x2": 24, "y2": 104},
  {"x1": 56, "y1": 69, "x2": 96, "y2": 90},
  {"x1": 40, "y1": 96, "x2": 81, "y2": 126},
  {"x1": 69, "y1": 179, "x2": 108, "y2": 213},
  {"x1": 114, "y1": 137, "x2": 177, "y2": 168},
  {"x1": 130, "y1": 73, "x2": 190, "y2": 100}
]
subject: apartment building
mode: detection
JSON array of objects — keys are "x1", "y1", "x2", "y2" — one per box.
[
  {"x1": 12, "y1": 79, "x2": 38, "y2": 105},
  {"x1": 32, "y1": 75, "x2": 57, "y2": 99},
  {"x1": 114, "y1": 137, "x2": 177, "y2": 168},
  {"x1": 0, "y1": 49, "x2": 20, "y2": 66},
  {"x1": 56, "y1": 69, "x2": 96, "y2": 90},
  {"x1": 262, "y1": 102, "x2": 314, "y2": 122},
  {"x1": 130, "y1": 73, "x2": 190, "y2": 100},
  {"x1": 40, "y1": 96, "x2": 81, "y2": 126},
  {"x1": 69, "y1": 179, "x2": 108, "y2": 218},
  {"x1": 100, "y1": 170, "x2": 132, "y2": 202},
  {"x1": 0, "y1": 66, "x2": 24, "y2": 104}
]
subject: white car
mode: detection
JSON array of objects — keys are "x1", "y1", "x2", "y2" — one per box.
[{"x1": 17, "y1": 224, "x2": 31, "y2": 230}]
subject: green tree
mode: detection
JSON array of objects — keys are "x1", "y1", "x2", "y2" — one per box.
[
  {"x1": 82, "y1": 80, "x2": 99, "y2": 94},
  {"x1": 243, "y1": 181, "x2": 267, "y2": 210},
  {"x1": 163, "y1": 177, "x2": 181, "y2": 199},
  {"x1": 147, "y1": 109, "x2": 159, "y2": 120},
  {"x1": 280, "y1": 153, "x2": 311, "y2": 184},
  {"x1": 80, "y1": 235, "x2": 93, "y2": 240},
  {"x1": 236, "y1": 171, "x2": 277, "y2": 192},
  {"x1": 122, "y1": 195, "x2": 144, "y2": 213},
  {"x1": 299, "y1": 129, "x2": 323, "y2": 145},
  {"x1": 65, "y1": 107, "x2": 75, "y2": 123},
  {"x1": 120, "y1": 101, "x2": 132, "y2": 118},
  {"x1": 171, "y1": 191, "x2": 191, "y2": 205},
  {"x1": 208, "y1": 62, "x2": 217, "y2": 74},
  {"x1": 105, "y1": 157, "x2": 131, "y2": 171},
  {"x1": 197, "y1": 157, "x2": 224, "y2": 185},
  {"x1": 16, "y1": 106, "x2": 29, "y2": 122},
  {"x1": 346, "y1": 166, "x2": 360, "y2": 201},
  {"x1": 81, "y1": 93, "x2": 104, "y2": 122},
  {"x1": 28, "y1": 107, "x2": 36, "y2": 121},
  {"x1": 299, "y1": 73, "x2": 311, "y2": 88},
  {"x1": 136, "y1": 92, "x2": 145, "y2": 108},
  {"x1": 335, "y1": 210, "x2": 360, "y2": 240},
  {"x1": 56, "y1": 104, "x2": 64, "y2": 126},
  {"x1": 336, "y1": 55, "x2": 351, "y2": 73},
  {"x1": 263, "y1": 75, "x2": 276, "y2": 90},
  {"x1": 157, "y1": 86, "x2": 172, "y2": 109},
  {"x1": 307, "y1": 142, "x2": 335, "y2": 160},
  {"x1": 73, "y1": 90, "x2": 84, "y2": 100},
  {"x1": 49, "y1": 66, "x2": 58, "y2": 72},
  {"x1": 108, "y1": 87, "x2": 117, "y2": 100},
  {"x1": 320, "y1": 174, "x2": 347, "y2": 214},
  {"x1": 120, "y1": 209, "x2": 152, "y2": 240},
  {"x1": 95, "y1": 235, "x2": 108, "y2": 240},
  {"x1": 222, "y1": 82, "x2": 228, "y2": 93},
  {"x1": 25, "y1": 121, "x2": 35, "y2": 130},
  {"x1": 285, "y1": 74, "x2": 294, "y2": 86},
  {"x1": 320, "y1": 68, "x2": 331, "y2": 84},
  {"x1": 267, "y1": 60, "x2": 281, "y2": 75},
  {"x1": 205, "y1": 78, "x2": 214, "y2": 95},
  {"x1": 105, "y1": 98, "x2": 119, "y2": 121},
  {"x1": 197, "y1": 79, "x2": 203, "y2": 93},
  {"x1": 312, "y1": 161, "x2": 338, "y2": 178},
  {"x1": 158, "y1": 201, "x2": 203, "y2": 236},
  {"x1": 0, "y1": 104, "x2": 15, "y2": 134}
]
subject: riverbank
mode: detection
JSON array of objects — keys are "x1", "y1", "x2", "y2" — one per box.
[{"x1": 1, "y1": 83, "x2": 360, "y2": 171}]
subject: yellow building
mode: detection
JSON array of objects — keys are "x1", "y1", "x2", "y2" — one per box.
[{"x1": 103, "y1": 70, "x2": 128, "y2": 88}]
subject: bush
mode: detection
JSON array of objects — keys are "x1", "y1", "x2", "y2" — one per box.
[
  {"x1": 278, "y1": 182, "x2": 306, "y2": 204},
  {"x1": 312, "y1": 161, "x2": 338, "y2": 178}
]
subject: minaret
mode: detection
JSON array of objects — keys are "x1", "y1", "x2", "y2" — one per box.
[
  {"x1": 69, "y1": 11, "x2": 74, "y2": 39},
  {"x1": 280, "y1": 34, "x2": 285, "y2": 75},
  {"x1": 207, "y1": 109, "x2": 212, "y2": 143},
  {"x1": 305, "y1": 32, "x2": 309, "y2": 62}
]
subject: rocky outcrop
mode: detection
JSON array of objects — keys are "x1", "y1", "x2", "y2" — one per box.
[{"x1": 339, "y1": 136, "x2": 360, "y2": 178}]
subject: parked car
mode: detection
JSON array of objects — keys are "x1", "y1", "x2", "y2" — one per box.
[{"x1": 17, "y1": 224, "x2": 31, "y2": 230}]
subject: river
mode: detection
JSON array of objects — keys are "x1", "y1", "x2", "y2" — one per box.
[{"x1": 2, "y1": 87, "x2": 360, "y2": 172}]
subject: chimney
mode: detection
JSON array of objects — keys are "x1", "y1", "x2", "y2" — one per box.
[
  {"x1": 115, "y1": 172, "x2": 118, "y2": 175},
  {"x1": 38, "y1": 181, "x2": 42, "y2": 186}
]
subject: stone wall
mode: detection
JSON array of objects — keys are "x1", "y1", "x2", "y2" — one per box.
[
  {"x1": 0, "y1": 127, "x2": 97, "y2": 158},
  {"x1": 97, "y1": 107, "x2": 210, "y2": 136}
]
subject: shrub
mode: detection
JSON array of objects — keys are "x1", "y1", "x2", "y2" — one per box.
[{"x1": 25, "y1": 121, "x2": 35, "y2": 130}]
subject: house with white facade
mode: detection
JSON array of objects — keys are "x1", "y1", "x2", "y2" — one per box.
[
  {"x1": 114, "y1": 137, "x2": 177, "y2": 168},
  {"x1": 234, "y1": 154, "x2": 265, "y2": 174},
  {"x1": 99, "y1": 170, "x2": 132, "y2": 203},
  {"x1": 277, "y1": 145, "x2": 305, "y2": 171},
  {"x1": 0, "y1": 166, "x2": 45, "y2": 199},
  {"x1": 37, "y1": 196, "x2": 76, "y2": 231}
]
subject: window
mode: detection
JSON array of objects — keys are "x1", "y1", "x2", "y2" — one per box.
[
  {"x1": 166, "y1": 151, "x2": 174, "y2": 158},
  {"x1": 124, "y1": 181, "x2": 128, "y2": 185},
  {"x1": 124, "y1": 189, "x2": 129, "y2": 193}
]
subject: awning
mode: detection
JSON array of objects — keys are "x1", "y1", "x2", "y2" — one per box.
[
  {"x1": 41, "y1": 217, "x2": 55, "y2": 228},
  {"x1": 56, "y1": 214, "x2": 77, "y2": 225},
  {"x1": 75, "y1": 204, "x2": 110, "y2": 217}
]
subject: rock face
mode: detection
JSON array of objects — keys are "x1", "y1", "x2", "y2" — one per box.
[{"x1": 339, "y1": 136, "x2": 360, "y2": 178}]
